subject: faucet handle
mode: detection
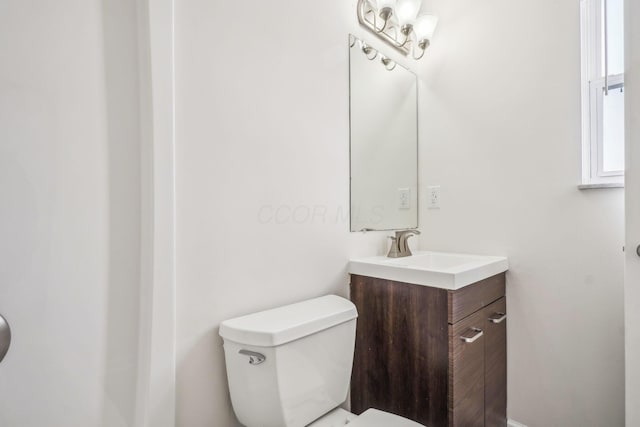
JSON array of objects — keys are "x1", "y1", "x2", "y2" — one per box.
[
  {"x1": 395, "y1": 229, "x2": 421, "y2": 239},
  {"x1": 396, "y1": 229, "x2": 420, "y2": 256},
  {"x1": 387, "y1": 230, "x2": 420, "y2": 258},
  {"x1": 387, "y1": 236, "x2": 401, "y2": 258}
]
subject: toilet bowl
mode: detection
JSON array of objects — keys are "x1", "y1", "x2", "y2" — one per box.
[{"x1": 219, "y1": 295, "x2": 426, "y2": 427}]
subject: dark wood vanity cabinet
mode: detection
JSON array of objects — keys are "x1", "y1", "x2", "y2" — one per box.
[{"x1": 350, "y1": 273, "x2": 507, "y2": 427}]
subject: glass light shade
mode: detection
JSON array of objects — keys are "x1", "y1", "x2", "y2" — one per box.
[
  {"x1": 414, "y1": 14, "x2": 438, "y2": 41},
  {"x1": 395, "y1": 0, "x2": 422, "y2": 27},
  {"x1": 376, "y1": 0, "x2": 397, "y2": 10}
]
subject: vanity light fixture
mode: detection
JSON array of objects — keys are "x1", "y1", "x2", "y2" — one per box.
[{"x1": 357, "y1": 0, "x2": 438, "y2": 60}]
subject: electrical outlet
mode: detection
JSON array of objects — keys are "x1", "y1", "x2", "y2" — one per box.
[
  {"x1": 427, "y1": 186, "x2": 440, "y2": 209},
  {"x1": 398, "y1": 188, "x2": 411, "y2": 209}
]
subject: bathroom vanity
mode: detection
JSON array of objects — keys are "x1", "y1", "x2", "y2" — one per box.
[{"x1": 348, "y1": 252, "x2": 508, "y2": 427}]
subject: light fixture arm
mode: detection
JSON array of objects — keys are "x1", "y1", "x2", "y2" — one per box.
[
  {"x1": 412, "y1": 39, "x2": 429, "y2": 60},
  {"x1": 377, "y1": 7, "x2": 393, "y2": 32},
  {"x1": 397, "y1": 25, "x2": 413, "y2": 48}
]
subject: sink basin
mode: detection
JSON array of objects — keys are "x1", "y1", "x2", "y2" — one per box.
[{"x1": 349, "y1": 251, "x2": 508, "y2": 290}]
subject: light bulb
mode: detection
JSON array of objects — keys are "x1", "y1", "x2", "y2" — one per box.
[
  {"x1": 413, "y1": 14, "x2": 438, "y2": 42},
  {"x1": 395, "y1": 0, "x2": 422, "y2": 28}
]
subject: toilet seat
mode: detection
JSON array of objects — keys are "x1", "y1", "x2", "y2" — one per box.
[
  {"x1": 348, "y1": 409, "x2": 425, "y2": 427},
  {"x1": 307, "y1": 408, "x2": 425, "y2": 427}
]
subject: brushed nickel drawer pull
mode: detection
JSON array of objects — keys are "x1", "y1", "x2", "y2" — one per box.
[
  {"x1": 489, "y1": 312, "x2": 507, "y2": 324},
  {"x1": 239, "y1": 349, "x2": 266, "y2": 365},
  {"x1": 460, "y1": 328, "x2": 483, "y2": 343}
]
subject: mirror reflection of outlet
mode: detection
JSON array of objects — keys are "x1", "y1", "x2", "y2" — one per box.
[
  {"x1": 428, "y1": 186, "x2": 440, "y2": 209},
  {"x1": 398, "y1": 188, "x2": 411, "y2": 210}
]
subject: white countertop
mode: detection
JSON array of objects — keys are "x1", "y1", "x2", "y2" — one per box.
[{"x1": 349, "y1": 251, "x2": 509, "y2": 290}]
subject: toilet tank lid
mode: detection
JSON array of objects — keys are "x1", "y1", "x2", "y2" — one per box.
[{"x1": 219, "y1": 295, "x2": 358, "y2": 347}]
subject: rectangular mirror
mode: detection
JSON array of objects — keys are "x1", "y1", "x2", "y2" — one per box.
[{"x1": 349, "y1": 34, "x2": 418, "y2": 232}]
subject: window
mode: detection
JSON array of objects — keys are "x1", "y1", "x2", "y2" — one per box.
[{"x1": 581, "y1": 0, "x2": 625, "y2": 186}]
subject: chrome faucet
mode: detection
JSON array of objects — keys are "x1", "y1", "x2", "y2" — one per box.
[{"x1": 387, "y1": 229, "x2": 421, "y2": 258}]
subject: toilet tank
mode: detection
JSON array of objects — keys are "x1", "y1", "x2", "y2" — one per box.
[{"x1": 219, "y1": 295, "x2": 358, "y2": 427}]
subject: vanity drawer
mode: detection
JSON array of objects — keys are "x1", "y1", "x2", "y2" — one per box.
[{"x1": 448, "y1": 273, "x2": 505, "y2": 324}]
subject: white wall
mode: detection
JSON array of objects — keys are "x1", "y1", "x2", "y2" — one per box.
[
  {"x1": 625, "y1": 0, "x2": 640, "y2": 424},
  {"x1": 175, "y1": 1, "x2": 391, "y2": 426},
  {"x1": 417, "y1": 0, "x2": 625, "y2": 426},
  {"x1": 0, "y1": 0, "x2": 143, "y2": 425}
]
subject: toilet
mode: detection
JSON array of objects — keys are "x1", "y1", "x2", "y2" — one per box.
[{"x1": 219, "y1": 295, "x2": 425, "y2": 427}]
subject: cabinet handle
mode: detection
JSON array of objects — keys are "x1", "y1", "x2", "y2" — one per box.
[
  {"x1": 460, "y1": 327, "x2": 483, "y2": 343},
  {"x1": 489, "y1": 312, "x2": 507, "y2": 324}
]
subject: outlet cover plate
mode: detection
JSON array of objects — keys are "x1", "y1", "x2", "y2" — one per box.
[{"x1": 427, "y1": 186, "x2": 440, "y2": 209}]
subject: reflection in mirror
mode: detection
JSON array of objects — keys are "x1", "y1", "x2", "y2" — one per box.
[{"x1": 349, "y1": 34, "x2": 418, "y2": 232}]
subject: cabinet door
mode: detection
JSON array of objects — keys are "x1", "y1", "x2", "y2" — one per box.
[
  {"x1": 350, "y1": 275, "x2": 449, "y2": 426},
  {"x1": 484, "y1": 297, "x2": 507, "y2": 427},
  {"x1": 449, "y1": 309, "x2": 485, "y2": 427}
]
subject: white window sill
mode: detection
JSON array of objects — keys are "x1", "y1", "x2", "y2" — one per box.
[{"x1": 578, "y1": 182, "x2": 624, "y2": 190}]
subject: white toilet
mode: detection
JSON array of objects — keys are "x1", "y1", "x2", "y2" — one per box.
[{"x1": 219, "y1": 295, "x2": 425, "y2": 427}]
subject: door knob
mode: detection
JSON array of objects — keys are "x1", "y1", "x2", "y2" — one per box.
[
  {"x1": 637, "y1": 245, "x2": 640, "y2": 258},
  {"x1": 0, "y1": 314, "x2": 11, "y2": 364}
]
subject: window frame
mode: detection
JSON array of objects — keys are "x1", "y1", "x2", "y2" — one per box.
[{"x1": 580, "y1": 0, "x2": 625, "y2": 186}]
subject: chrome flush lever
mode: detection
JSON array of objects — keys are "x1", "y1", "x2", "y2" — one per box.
[{"x1": 239, "y1": 349, "x2": 266, "y2": 365}]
